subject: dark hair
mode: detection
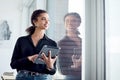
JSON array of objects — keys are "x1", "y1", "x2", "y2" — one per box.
[
  {"x1": 64, "y1": 12, "x2": 81, "y2": 23},
  {"x1": 26, "y1": 9, "x2": 47, "y2": 35}
]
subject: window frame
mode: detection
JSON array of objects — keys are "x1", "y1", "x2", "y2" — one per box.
[{"x1": 85, "y1": 0, "x2": 105, "y2": 80}]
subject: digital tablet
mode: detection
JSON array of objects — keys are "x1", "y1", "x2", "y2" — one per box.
[{"x1": 34, "y1": 45, "x2": 59, "y2": 64}]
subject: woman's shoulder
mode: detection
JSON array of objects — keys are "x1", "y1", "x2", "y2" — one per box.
[
  {"x1": 45, "y1": 35, "x2": 56, "y2": 42},
  {"x1": 17, "y1": 35, "x2": 30, "y2": 42},
  {"x1": 44, "y1": 35, "x2": 57, "y2": 46},
  {"x1": 18, "y1": 35, "x2": 29, "y2": 39},
  {"x1": 47, "y1": 37, "x2": 57, "y2": 44}
]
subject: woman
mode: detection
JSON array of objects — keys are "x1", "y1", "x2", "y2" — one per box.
[{"x1": 10, "y1": 9, "x2": 57, "y2": 80}]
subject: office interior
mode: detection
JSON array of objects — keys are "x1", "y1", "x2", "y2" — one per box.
[{"x1": 0, "y1": 0, "x2": 120, "y2": 80}]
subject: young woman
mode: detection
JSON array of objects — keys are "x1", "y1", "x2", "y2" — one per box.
[{"x1": 10, "y1": 9, "x2": 58, "y2": 80}]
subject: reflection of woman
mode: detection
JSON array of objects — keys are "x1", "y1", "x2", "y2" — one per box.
[
  {"x1": 58, "y1": 12, "x2": 82, "y2": 80},
  {"x1": 0, "y1": 20, "x2": 11, "y2": 40},
  {"x1": 10, "y1": 9, "x2": 57, "y2": 80}
]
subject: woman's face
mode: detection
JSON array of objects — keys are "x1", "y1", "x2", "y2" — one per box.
[
  {"x1": 34, "y1": 13, "x2": 50, "y2": 30},
  {"x1": 65, "y1": 15, "x2": 80, "y2": 31}
]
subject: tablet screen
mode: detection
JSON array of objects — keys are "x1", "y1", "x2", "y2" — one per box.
[{"x1": 34, "y1": 45, "x2": 59, "y2": 64}]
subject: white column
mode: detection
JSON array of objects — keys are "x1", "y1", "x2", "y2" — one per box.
[
  {"x1": 85, "y1": 0, "x2": 105, "y2": 80},
  {"x1": 20, "y1": 0, "x2": 34, "y2": 36}
]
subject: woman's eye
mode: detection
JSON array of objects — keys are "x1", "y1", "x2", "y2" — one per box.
[
  {"x1": 41, "y1": 17, "x2": 50, "y2": 22},
  {"x1": 41, "y1": 17, "x2": 49, "y2": 20},
  {"x1": 41, "y1": 17, "x2": 46, "y2": 20}
]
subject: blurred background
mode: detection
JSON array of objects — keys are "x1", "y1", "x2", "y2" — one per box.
[{"x1": 0, "y1": 0, "x2": 120, "y2": 80}]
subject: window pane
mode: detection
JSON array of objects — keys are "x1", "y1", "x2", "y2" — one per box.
[
  {"x1": 105, "y1": 0, "x2": 120, "y2": 80},
  {"x1": 37, "y1": 0, "x2": 85, "y2": 80}
]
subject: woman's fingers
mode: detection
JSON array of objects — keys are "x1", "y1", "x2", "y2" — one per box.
[
  {"x1": 28, "y1": 54, "x2": 38, "y2": 62},
  {"x1": 48, "y1": 51, "x2": 51, "y2": 60},
  {"x1": 41, "y1": 52, "x2": 47, "y2": 60},
  {"x1": 41, "y1": 51, "x2": 57, "y2": 68}
]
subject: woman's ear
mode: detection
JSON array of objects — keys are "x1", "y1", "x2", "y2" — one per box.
[{"x1": 33, "y1": 20, "x2": 37, "y2": 26}]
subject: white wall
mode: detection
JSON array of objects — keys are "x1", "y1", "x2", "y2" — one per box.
[
  {"x1": 0, "y1": 0, "x2": 22, "y2": 75},
  {"x1": 105, "y1": 0, "x2": 120, "y2": 80}
]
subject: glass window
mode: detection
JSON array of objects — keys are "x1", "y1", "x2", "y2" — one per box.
[
  {"x1": 46, "y1": 0, "x2": 84, "y2": 80},
  {"x1": 105, "y1": 0, "x2": 120, "y2": 80}
]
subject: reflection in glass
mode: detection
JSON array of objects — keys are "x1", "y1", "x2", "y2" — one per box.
[{"x1": 58, "y1": 12, "x2": 82, "y2": 80}]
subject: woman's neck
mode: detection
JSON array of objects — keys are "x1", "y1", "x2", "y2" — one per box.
[{"x1": 32, "y1": 29, "x2": 45, "y2": 40}]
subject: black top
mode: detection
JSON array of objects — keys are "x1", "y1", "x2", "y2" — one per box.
[{"x1": 10, "y1": 34, "x2": 57, "y2": 75}]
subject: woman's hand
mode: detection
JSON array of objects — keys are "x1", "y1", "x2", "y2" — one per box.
[
  {"x1": 28, "y1": 54, "x2": 38, "y2": 62},
  {"x1": 41, "y1": 51, "x2": 57, "y2": 69},
  {"x1": 71, "y1": 55, "x2": 81, "y2": 69}
]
